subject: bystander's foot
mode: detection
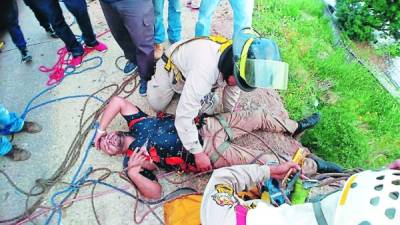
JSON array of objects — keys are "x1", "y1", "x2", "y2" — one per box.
[
  {"x1": 5, "y1": 145, "x2": 31, "y2": 161},
  {"x1": 86, "y1": 41, "x2": 108, "y2": 53},
  {"x1": 20, "y1": 48, "x2": 32, "y2": 63},
  {"x1": 21, "y1": 121, "x2": 42, "y2": 133},
  {"x1": 124, "y1": 61, "x2": 138, "y2": 74},
  {"x1": 139, "y1": 80, "x2": 148, "y2": 97},
  {"x1": 188, "y1": 0, "x2": 201, "y2": 9}
]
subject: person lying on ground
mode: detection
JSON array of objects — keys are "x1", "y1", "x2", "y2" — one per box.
[
  {"x1": 0, "y1": 104, "x2": 42, "y2": 161},
  {"x1": 94, "y1": 96, "x2": 343, "y2": 199},
  {"x1": 147, "y1": 28, "x2": 290, "y2": 172},
  {"x1": 201, "y1": 159, "x2": 400, "y2": 225}
]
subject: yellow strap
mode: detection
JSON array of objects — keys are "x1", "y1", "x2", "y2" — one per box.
[
  {"x1": 164, "y1": 58, "x2": 174, "y2": 72},
  {"x1": 219, "y1": 41, "x2": 233, "y2": 53},
  {"x1": 209, "y1": 35, "x2": 229, "y2": 43},
  {"x1": 209, "y1": 35, "x2": 233, "y2": 53},
  {"x1": 163, "y1": 35, "x2": 232, "y2": 74},
  {"x1": 339, "y1": 174, "x2": 357, "y2": 206},
  {"x1": 239, "y1": 38, "x2": 254, "y2": 80}
]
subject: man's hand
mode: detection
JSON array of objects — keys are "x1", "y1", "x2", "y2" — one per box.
[
  {"x1": 94, "y1": 131, "x2": 106, "y2": 149},
  {"x1": 127, "y1": 148, "x2": 147, "y2": 174},
  {"x1": 194, "y1": 152, "x2": 212, "y2": 172},
  {"x1": 388, "y1": 159, "x2": 400, "y2": 170},
  {"x1": 269, "y1": 162, "x2": 301, "y2": 180}
]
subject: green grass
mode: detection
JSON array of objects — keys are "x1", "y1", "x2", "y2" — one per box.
[{"x1": 254, "y1": 0, "x2": 400, "y2": 168}]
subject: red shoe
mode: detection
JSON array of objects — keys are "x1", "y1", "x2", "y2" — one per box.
[
  {"x1": 70, "y1": 55, "x2": 83, "y2": 67},
  {"x1": 87, "y1": 41, "x2": 108, "y2": 53}
]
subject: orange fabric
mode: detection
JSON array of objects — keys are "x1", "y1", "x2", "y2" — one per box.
[
  {"x1": 238, "y1": 187, "x2": 261, "y2": 200},
  {"x1": 163, "y1": 194, "x2": 203, "y2": 225}
]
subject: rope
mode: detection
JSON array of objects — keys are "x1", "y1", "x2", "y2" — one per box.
[
  {"x1": 0, "y1": 74, "x2": 138, "y2": 224},
  {"x1": 43, "y1": 124, "x2": 99, "y2": 225},
  {"x1": 38, "y1": 29, "x2": 110, "y2": 86}
]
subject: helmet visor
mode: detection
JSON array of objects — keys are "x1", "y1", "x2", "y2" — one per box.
[{"x1": 235, "y1": 59, "x2": 289, "y2": 90}]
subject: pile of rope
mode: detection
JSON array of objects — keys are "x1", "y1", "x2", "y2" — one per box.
[{"x1": 0, "y1": 72, "x2": 139, "y2": 224}]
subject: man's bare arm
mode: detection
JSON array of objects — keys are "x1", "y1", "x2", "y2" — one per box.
[
  {"x1": 127, "y1": 148, "x2": 162, "y2": 199},
  {"x1": 128, "y1": 170, "x2": 162, "y2": 199},
  {"x1": 95, "y1": 96, "x2": 138, "y2": 148},
  {"x1": 99, "y1": 96, "x2": 138, "y2": 131}
]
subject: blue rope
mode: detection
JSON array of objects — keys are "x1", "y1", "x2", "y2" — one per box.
[
  {"x1": 20, "y1": 54, "x2": 103, "y2": 119},
  {"x1": 23, "y1": 95, "x2": 104, "y2": 117},
  {"x1": 0, "y1": 55, "x2": 104, "y2": 137},
  {"x1": 0, "y1": 54, "x2": 103, "y2": 135},
  {"x1": 44, "y1": 124, "x2": 98, "y2": 225}
]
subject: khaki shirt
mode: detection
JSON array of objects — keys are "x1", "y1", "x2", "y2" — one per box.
[{"x1": 166, "y1": 39, "x2": 240, "y2": 154}]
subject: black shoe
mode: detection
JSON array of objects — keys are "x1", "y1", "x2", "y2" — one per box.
[
  {"x1": 123, "y1": 61, "x2": 138, "y2": 74},
  {"x1": 45, "y1": 27, "x2": 58, "y2": 38},
  {"x1": 293, "y1": 113, "x2": 321, "y2": 137},
  {"x1": 310, "y1": 154, "x2": 344, "y2": 173},
  {"x1": 21, "y1": 49, "x2": 32, "y2": 63}
]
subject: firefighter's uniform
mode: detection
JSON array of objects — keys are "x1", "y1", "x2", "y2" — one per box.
[{"x1": 147, "y1": 38, "x2": 240, "y2": 154}]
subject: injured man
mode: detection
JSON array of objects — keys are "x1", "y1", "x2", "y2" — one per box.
[{"x1": 94, "y1": 96, "x2": 343, "y2": 199}]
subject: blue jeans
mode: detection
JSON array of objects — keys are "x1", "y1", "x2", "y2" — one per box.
[
  {"x1": 35, "y1": 0, "x2": 97, "y2": 57},
  {"x1": 23, "y1": 0, "x2": 52, "y2": 30},
  {"x1": 0, "y1": 105, "x2": 24, "y2": 156},
  {"x1": 6, "y1": 1, "x2": 27, "y2": 51},
  {"x1": 153, "y1": 0, "x2": 182, "y2": 44},
  {"x1": 195, "y1": 0, "x2": 254, "y2": 38}
]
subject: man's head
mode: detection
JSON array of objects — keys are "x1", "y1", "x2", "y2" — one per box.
[
  {"x1": 98, "y1": 131, "x2": 126, "y2": 155},
  {"x1": 219, "y1": 45, "x2": 237, "y2": 86}
]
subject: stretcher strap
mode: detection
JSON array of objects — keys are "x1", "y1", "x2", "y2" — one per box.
[{"x1": 312, "y1": 202, "x2": 328, "y2": 225}]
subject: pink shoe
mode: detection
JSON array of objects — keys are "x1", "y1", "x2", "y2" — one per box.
[
  {"x1": 87, "y1": 41, "x2": 108, "y2": 53},
  {"x1": 70, "y1": 55, "x2": 83, "y2": 67}
]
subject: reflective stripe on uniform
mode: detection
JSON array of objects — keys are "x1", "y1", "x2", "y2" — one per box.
[{"x1": 210, "y1": 114, "x2": 235, "y2": 163}]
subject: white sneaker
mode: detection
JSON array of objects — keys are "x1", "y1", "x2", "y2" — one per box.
[{"x1": 189, "y1": 0, "x2": 201, "y2": 9}]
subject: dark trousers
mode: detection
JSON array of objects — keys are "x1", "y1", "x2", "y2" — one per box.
[
  {"x1": 6, "y1": 1, "x2": 27, "y2": 51},
  {"x1": 100, "y1": 0, "x2": 155, "y2": 80},
  {"x1": 36, "y1": 0, "x2": 97, "y2": 56},
  {"x1": 23, "y1": 0, "x2": 51, "y2": 30}
]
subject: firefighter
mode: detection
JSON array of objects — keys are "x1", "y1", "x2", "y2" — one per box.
[{"x1": 147, "y1": 28, "x2": 290, "y2": 171}]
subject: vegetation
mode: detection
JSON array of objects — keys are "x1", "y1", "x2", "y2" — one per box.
[
  {"x1": 376, "y1": 42, "x2": 400, "y2": 57},
  {"x1": 254, "y1": 0, "x2": 400, "y2": 168},
  {"x1": 336, "y1": 0, "x2": 400, "y2": 42}
]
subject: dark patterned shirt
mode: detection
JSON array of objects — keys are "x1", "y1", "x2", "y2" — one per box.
[{"x1": 122, "y1": 109, "x2": 197, "y2": 180}]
